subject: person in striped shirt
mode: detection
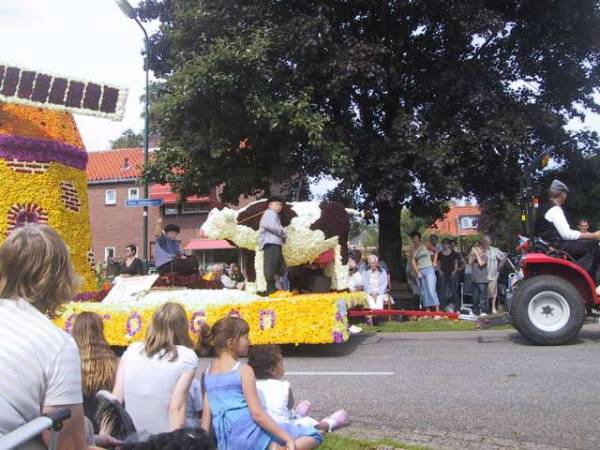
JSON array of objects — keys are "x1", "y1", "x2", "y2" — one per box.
[{"x1": 0, "y1": 225, "x2": 117, "y2": 449}]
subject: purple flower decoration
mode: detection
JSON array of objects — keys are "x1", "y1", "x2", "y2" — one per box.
[
  {"x1": 190, "y1": 311, "x2": 206, "y2": 335},
  {"x1": 259, "y1": 310, "x2": 276, "y2": 330},
  {"x1": 126, "y1": 312, "x2": 142, "y2": 337},
  {"x1": 335, "y1": 311, "x2": 343, "y2": 322},
  {"x1": 0, "y1": 134, "x2": 87, "y2": 170},
  {"x1": 333, "y1": 331, "x2": 344, "y2": 344},
  {"x1": 102, "y1": 314, "x2": 111, "y2": 321},
  {"x1": 64, "y1": 314, "x2": 76, "y2": 334}
]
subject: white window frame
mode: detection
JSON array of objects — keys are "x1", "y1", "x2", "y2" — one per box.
[
  {"x1": 128, "y1": 188, "x2": 140, "y2": 201},
  {"x1": 105, "y1": 189, "x2": 116, "y2": 205},
  {"x1": 164, "y1": 203, "x2": 179, "y2": 216},
  {"x1": 104, "y1": 246, "x2": 116, "y2": 261},
  {"x1": 459, "y1": 216, "x2": 479, "y2": 230}
]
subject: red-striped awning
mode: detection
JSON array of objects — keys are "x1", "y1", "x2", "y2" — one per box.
[
  {"x1": 184, "y1": 239, "x2": 236, "y2": 250},
  {"x1": 149, "y1": 184, "x2": 211, "y2": 203}
]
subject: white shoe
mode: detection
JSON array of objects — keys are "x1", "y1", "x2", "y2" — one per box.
[
  {"x1": 348, "y1": 325, "x2": 363, "y2": 335},
  {"x1": 479, "y1": 312, "x2": 488, "y2": 317},
  {"x1": 596, "y1": 285, "x2": 600, "y2": 296}
]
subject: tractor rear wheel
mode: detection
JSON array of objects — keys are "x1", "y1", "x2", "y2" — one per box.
[{"x1": 510, "y1": 275, "x2": 585, "y2": 345}]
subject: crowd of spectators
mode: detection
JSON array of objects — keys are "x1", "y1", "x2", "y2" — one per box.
[{"x1": 404, "y1": 233, "x2": 507, "y2": 316}]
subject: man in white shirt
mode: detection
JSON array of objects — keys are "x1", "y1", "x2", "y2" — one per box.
[{"x1": 534, "y1": 180, "x2": 600, "y2": 286}]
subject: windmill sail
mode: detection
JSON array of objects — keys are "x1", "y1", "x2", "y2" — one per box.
[{"x1": 0, "y1": 62, "x2": 128, "y2": 121}]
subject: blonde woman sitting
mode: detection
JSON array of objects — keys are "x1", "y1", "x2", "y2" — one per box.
[{"x1": 112, "y1": 302, "x2": 198, "y2": 435}]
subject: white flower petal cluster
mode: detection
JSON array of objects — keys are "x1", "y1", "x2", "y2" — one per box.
[
  {"x1": 201, "y1": 202, "x2": 351, "y2": 291},
  {"x1": 254, "y1": 250, "x2": 266, "y2": 292}
]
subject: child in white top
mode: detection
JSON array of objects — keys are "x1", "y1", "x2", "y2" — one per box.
[
  {"x1": 185, "y1": 377, "x2": 203, "y2": 428},
  {"x1": 248, "y1": 344, "x2": 348, "y2": 432}
]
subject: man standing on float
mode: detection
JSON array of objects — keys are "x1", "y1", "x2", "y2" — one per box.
[{"x1": 259, "y1": 196, "x2": 287, "y2": 295}]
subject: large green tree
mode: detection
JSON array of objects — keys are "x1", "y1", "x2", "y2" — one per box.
[{"x1": 139, "y1": 0, "x2": 600, "y2": 280}]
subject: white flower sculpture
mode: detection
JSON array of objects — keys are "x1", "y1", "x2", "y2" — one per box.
[{"x1": 201, "y1": 201, "x2": 350, "y2": 290}]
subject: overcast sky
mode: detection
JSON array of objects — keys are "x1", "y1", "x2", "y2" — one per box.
[{"x1": 1, "y1": 0, "x2": 599, "y2": 158}]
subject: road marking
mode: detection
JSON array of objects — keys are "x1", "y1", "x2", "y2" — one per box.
[{"x1": 286, "y1": 371, "x2": 394, "y2": 376}]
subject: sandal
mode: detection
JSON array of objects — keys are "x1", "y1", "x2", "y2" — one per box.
[{"x1": 322, "y1": 409, "x2": 348, "y2": 432}]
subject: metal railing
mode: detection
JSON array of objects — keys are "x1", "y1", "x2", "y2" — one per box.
[{"x1": 0, "y1": 409, "x2": 71, "y2": 450}]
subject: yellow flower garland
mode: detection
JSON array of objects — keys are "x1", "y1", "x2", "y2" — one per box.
[{"x1": 54, "y1": 292, "x2": 367, "y2": 346}]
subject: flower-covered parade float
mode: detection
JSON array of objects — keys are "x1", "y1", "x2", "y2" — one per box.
[
  {"x1": 55, "y1": 199, "x2": 366, "y2": 346},
  {"x1": 0, "y1": 62, "x2": 365, "y2": 346}
]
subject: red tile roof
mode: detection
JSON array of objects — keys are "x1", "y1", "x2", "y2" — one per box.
[
  {"x1": 86, "y1": 148, "x2": 144, "y2": 182},
  {"x1": 150, "y1": 184, "x2": 211, "y2": 203},
  {"x1": 432, "y1": 205, "x2": 482, "y2": 236}
]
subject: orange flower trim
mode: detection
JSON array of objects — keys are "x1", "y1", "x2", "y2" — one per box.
[{"x1": 0, "y1": 103, "x2": 84, "y2": 149}]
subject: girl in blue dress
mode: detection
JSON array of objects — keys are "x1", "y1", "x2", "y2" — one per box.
[{"x1": 199, "y1": 316, "x2": 322, "y2": 450}]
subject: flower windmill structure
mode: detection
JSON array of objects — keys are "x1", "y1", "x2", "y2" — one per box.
[{"x1": 0, "y1": 62, "x2": 128, "y2": 291}]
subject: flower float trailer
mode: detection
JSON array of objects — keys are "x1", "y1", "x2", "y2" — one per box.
[
  {"x1": 0, "y1": 62, "x2": 127, "y2": 292},
  {"x1": 54, "y1": 198, "x2": 367, "y2": 346},
  {"x1": 55, "y1": 289, "x2": 367, "y2": 346}
]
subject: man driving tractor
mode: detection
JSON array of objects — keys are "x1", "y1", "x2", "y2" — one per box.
[{"x1": 534, "y1": 179, "x2": 600, "y2": 293}]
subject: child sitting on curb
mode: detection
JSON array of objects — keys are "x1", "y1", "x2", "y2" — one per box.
[{"x1": 248, "y1": 345, "x2": 348, "y2": 433}]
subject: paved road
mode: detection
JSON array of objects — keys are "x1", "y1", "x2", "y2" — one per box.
[{"x1": 276, "y1": 323, "x2": 600, "y2": 450}]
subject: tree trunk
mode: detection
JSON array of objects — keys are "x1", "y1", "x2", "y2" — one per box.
[{"x1": 377, "y1": 203, "x2": 405, "y2": 282}]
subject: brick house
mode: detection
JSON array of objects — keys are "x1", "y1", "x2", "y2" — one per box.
[
  {"x1": 432, "y1": 205, "x2": 482, "y2": 236},
  {"x1": 86, "y1": 148, "x2": 245, "y2": 269}
]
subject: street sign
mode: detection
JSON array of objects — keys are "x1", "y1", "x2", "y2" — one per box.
[{"x1": 125, "y1": 198, "x2": 163, "y2": 207}]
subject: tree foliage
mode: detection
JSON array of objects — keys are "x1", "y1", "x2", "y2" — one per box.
[
  {"x1": 110, "y1": 128, "x2": 143, "y2": 149},
  {"x1": 138, "y1": 0, "x2": 600, "y2": 279}
]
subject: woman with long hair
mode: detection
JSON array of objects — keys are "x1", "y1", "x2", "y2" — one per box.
[
  {"x1": 409, "y1": 230, "x2": 440, "y2": 312},
  {"x1": 112, "y1": 302, "x2": 198, "y2": 435},
  {"x1": 71, "y1": 312, "x2": 119, "y2": 432}
]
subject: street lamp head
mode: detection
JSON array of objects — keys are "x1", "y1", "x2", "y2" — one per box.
[{"x1": 115, "y1": 0, "x2": 137, "y2": 19}]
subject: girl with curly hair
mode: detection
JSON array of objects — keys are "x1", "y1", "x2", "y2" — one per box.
[{"x1": 248, "y1": 345, "x2": 347, "y2": 433}]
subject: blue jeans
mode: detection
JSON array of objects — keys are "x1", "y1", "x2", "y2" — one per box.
[
  {"x1": 471, "y1": 282, "x2": 488, "y2": 315},
  {"x1": 419, "y1": 266, "x2": 440, "y2": 308}
]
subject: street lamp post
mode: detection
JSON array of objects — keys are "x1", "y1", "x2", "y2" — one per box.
[{"x1": 115, "y1": 0, "x2": 150, "y2": 263}]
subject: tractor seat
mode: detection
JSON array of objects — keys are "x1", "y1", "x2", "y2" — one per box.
[{"x1": 532, "y1": 237, "x2": 577, "y2": 263}]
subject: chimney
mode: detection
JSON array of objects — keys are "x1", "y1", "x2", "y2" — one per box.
[{"x1": 123, "y1": 157, "x2": 129, "y2": 170}]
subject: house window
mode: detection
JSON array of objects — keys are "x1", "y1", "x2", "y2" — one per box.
[
  {"x1": 182, "y1": 203, "x2": 199, "y2": 214},
  {"x1": 128, "y1": 188, "x2": 139, "y2": 200},
  {"x1": 104, "y1": 247, "x2": 116, "y2": 261},
  {"x1": 164, "y1": 203, "x2": 179, "y2": 216},
  {"x1": 182, "y1": 202, "x2": 211, "y2": 214},
  {"x1": 105, "y1": 189, "x2": 116, "y2": 205},
  {"x1": 459, "y1": 216, "x2": 479, "y2": 230}
]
